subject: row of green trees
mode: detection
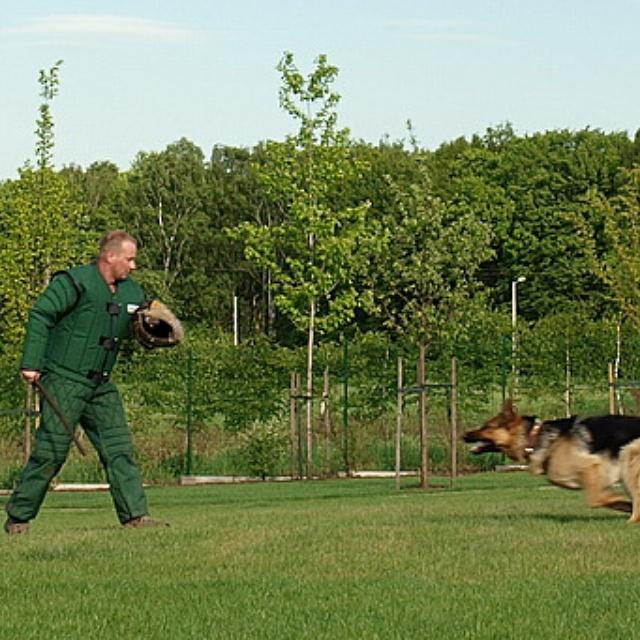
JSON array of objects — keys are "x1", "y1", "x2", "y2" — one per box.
[{"x1": 1, "y1": 54, "x2": 640, "y2": 470}]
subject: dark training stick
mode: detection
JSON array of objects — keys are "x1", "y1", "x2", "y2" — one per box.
[{"x1": 33, "y1": 378, "x2": 87, "y2": 456}]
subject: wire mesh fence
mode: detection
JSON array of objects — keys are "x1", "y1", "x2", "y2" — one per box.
[{"x1": 0, "y1": 339, "x2": 635, "y2": 490}]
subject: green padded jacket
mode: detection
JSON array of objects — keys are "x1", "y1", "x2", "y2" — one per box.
[{"x1": 20, "y1": 263, "x2": 145, "y2": 386}]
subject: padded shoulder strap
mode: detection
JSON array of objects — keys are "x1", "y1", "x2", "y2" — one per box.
[{"x1": 52, "y1": 269, "x2": 84, "y2": 310}]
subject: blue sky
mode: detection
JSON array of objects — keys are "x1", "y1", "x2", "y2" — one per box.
[{"x1": 1, "y1": 0, "x2": 638, "y2": 179}]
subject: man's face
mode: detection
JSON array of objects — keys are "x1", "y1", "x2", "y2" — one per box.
[{"x1": 110, "y1": 240, "x2": 137, "y2": 281}]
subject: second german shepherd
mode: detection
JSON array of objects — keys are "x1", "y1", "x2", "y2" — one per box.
[{"x1": 463, "y1": 400, "x2": 640, "y2": 521}]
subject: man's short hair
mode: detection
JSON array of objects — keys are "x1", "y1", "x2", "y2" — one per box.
[{"x1": 99, "y1": 231, "x2": 137, "y2": 256}]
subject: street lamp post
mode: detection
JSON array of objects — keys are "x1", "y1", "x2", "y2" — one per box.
[{"x1": 511, "y1": 276, "x2": 526, "y2": 397}]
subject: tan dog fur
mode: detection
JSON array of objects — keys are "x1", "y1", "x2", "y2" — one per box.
[{"x1": 464, "y1": 400, "x2": 640, "y2": 521}]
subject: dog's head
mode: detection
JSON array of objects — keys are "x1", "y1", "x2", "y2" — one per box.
[{"x1": 463, "y1": 399, "x2": 533, "y2": 463}]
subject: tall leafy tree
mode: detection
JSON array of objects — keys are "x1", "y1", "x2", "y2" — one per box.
[
  {"x1": 122, "y1": 138, "x2": 209, "y2": 304},
  {"x1": 192, "y1": 145, "x2": 270, "y2": 332},
  {"x1": 61, "y1": 161, "x2": 127, "y2": 233},
  {"x1": 0, "y1": 61, "x2": 87, "y2": 360},
  {"x1": 433, "y1": 127, "x2": 633, "y2": 320},
  {"x1": 233, "y1": 52, "x2": 373, "y2": 471},
  {"x1": 359, "y1": 161, "x2": 492, "y2": 488},
  {"x1": 370, "y1": 163, "x2": 493, "y2": 346},
  {"x1": 583, "y1": 168, "x2": 640, "y2": 325},
  {"x1": 34, "y1": 60, "x2": 63, "y2": 171}
]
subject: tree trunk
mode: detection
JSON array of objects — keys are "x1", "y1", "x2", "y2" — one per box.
[
  {"x1": 418, "y1": 343, "x2": 428, "y2": 489},
  {"x1": 305, "y1": 298, "x2": 316, "y2": 477}
]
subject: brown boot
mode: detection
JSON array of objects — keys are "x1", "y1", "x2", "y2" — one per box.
[
  {"x1": 4, "y1": 518, "x2": 29, "y2": 535},
  {"x1": 123, "y1": 515, "x2": 169, "y2": 529}
]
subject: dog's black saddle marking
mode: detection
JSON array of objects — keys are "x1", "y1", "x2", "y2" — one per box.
[{"x1": 580, "y1": 415, "x2": 640, "y2": 457}]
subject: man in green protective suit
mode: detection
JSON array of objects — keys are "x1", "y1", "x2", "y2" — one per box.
[{"x1": 4, "y1": 230, "x2": 168, "y2": 534}]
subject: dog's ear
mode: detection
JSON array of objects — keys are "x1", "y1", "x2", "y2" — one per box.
[{"x1": 503, "y1": 398, "x2": 517, "y2": 416}]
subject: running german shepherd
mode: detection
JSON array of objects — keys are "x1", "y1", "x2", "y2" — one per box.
[{"x1": 463, "y1": 400, "x2": 640, "y2": 521}]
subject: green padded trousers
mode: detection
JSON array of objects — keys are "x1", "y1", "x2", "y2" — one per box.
[{"x1": 6, "y1": 373, "x2": 148, "y2": 525}]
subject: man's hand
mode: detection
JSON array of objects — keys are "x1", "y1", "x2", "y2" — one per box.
[{"x1": 21, "y1": 369, "x2": 41, "y2": 383}]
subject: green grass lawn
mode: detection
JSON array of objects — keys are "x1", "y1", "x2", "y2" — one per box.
[{"x1": 1, "y1": 473, "x2": 639, "y2": 639}]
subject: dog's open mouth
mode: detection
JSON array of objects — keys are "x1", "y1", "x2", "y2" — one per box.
[
  {"x1": 463, "y1": 434, "x2": 502, "y2": 455},
  {"x1": 470, "y1": 441, "x2": 502, "y2": 455}
]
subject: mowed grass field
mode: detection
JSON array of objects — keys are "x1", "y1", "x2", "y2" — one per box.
[{"x1": 2, "y1": 473, "x2": 640, "y2": 639}]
